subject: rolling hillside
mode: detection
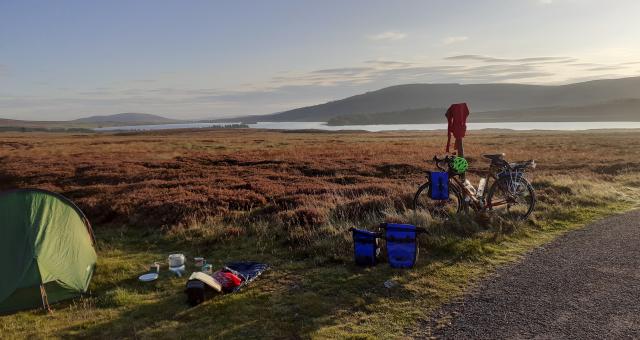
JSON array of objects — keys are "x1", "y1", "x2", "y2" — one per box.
[
  {"x1": 326, "y1": 107, "x2": 447, "y2": 125},
  {"x1": 0, "y1": 113, "x2": 182, "y2": 130},
  {"x1": 244, "y1": 76, "x2": 640, "y2": 123},
  {"x1": 73, "y1": 113, "x2": 180, "y2": 125},
  {"x1": 326, "y1": 98, "x2": 640, "y2": 125},
  {"x1": 472, "y1": 98, "x2": 640, "y2": 122}
]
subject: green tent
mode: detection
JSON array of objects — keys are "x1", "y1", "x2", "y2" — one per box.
[{"x1": 0, "y1": 189, "x2": 97, "y2": 313}]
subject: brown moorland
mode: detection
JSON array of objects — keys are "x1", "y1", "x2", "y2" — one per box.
[
  {"x1": 2, "y1": 129, "x2": 639, "y2": 227},
  {"x1": 1, "y1": 129, "x2": 640, "y2": 338}
]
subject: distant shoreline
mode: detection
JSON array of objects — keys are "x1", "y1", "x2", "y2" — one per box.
[{"x1": 86, "y1": 121, "x2": 640, "y2": 133}]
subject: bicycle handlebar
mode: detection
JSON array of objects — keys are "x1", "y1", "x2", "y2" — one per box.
[
  {"x1": 432, "y1": 155, "x2": 451, "y2": 171},
  {"x1": 429, "y1": 153, "x2": 536, "y2": 174}
]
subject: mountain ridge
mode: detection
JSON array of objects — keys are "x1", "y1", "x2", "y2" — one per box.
[
  {"x1": 235, "y1": 76, "x2": 640, "y2": 123},
  {"x1": 0, "y1": 113, "x2": 183, "y2": 129},
  {"x1": 73, "y1": 112, "x2": 180, "y2": 124},
  {"x1": 325, "y1": 98, "x2": 640, "y2": 125}
]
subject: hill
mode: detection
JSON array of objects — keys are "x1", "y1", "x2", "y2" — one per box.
[
  {"x1": 327, "y1": 107, "x2": 447, "y2": 125},
  {"x1": 243, "y1": 76, "x2": 640, "y2": 123},
  {"x1": 0, "y1": 113, "x2": 182, "y2": 130},
  {"x1": 326, "y1": 98, "x2": 640, "y2": 125},
  {"x1": 0, "y1": 118, "x2": 51, "y2": 128},
  {"x1": 0, "y1": 118, "x2": 96, "y2": 130},
  {"x1": 472, "y1": 98, "x2": 640, "y2": 122},
  {"x1": 73, "y1": 113, "x2": 180, "y2": 125}
]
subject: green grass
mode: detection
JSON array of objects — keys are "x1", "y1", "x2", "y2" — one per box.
[{"x1": 1, "y1": 174, "x2": 639, "y2": 339}]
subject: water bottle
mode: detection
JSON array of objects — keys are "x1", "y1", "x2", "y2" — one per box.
[
  {"x1": 463, "y1": 179, "x2": 476, "y2": 195},
  {"x1": 476, "y1": 178, "x2": 487, "y2": 198}
]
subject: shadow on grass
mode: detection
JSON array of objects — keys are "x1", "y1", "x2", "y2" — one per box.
[
  {"x1": 66, "y1": 212, "x2": 528, "y2": 338},
  {"x1": 62, "y1": 262, "x2": 416, "y2": 339},
  {"x1": 53, "y1": 228, "x2": 420, "y2": 338}
]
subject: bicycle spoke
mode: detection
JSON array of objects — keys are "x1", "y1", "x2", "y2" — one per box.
[
  {"x1": 414, "y1": 183, "x2": 461, "y2": 220},
  {"x1": 489, "y1": 177, "x2": 534, "y2": 220}
]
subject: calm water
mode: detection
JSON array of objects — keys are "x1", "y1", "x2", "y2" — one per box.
[
  {"x1": 94, "y1": 121, "x2": 640, "y2": 132},
  {"x1": 94, "y1": 122, "x2": 242, "y2": 131}
]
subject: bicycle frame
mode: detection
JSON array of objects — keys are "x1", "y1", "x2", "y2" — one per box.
[
  {"x1": 427, "y1": 155, "x2": 520, "y2": 212},
  {"x1": 417, "y1": 154, "x2": 535, "y2": 220},
  {"x1": 449, "y1": 171, "x2": 510, "y2": 211}
]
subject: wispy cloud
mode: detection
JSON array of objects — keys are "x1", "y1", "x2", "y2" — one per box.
[
  {"x1": 538, "y1": 0, "x2": 553, "y2": 4},
  {"x1": 364, "y1": 60, "x2": 414, "y2": 68},
  {"x1": 442, "y1": 36, "x2": 468, "y2": 45},
  {"x1": 586, "y1": 65, "x2": 627, "y2": 72},
  {"x1": 445, "y1": 54, "x2": 574, "y2": 64},
  {"x1": 367, "y1": 31, "x2": 407, "y2": 41},
  {"x1": 570, "y1": 62, "x2": 636, "y2": 71},
  {"x1": 310, "y1": 67, "x2": 374, "y2": 75},
  {"x1": 200, "y1": 56, "x2": 562, "y2": 101}
]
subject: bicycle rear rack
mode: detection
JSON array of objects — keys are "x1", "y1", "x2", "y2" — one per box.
[{"x1": 500, "y1": 168, "x2": 526, "y2": 195}]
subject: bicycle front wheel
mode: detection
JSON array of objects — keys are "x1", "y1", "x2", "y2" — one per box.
[
  {"x1": 487, "y1": 176, "x2": 536, "y2": 220},
  {"x1": 413, "y1": 181, "x2": 463, "y2": 220}
]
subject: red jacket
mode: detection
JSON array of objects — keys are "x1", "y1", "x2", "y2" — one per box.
[{"x1": 445, "y1": 103, "x2": 469, "y2": 154}]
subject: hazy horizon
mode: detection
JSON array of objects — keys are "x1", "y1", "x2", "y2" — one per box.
[{"x1": 1, "y1": 0, "x2": 640, "y2": 121}]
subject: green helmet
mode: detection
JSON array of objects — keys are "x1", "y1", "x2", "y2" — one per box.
[{"x1": 450, "y1": 156, "x2": 468, "y2": 173}]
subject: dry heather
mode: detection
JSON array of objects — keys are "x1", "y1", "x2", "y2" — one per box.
[
  {"x1": 2, "y1": 128, "x2": 639, "y2": 339},
  {"x1": 1, "y1": 129, "x2": 639, "y2": 251}
]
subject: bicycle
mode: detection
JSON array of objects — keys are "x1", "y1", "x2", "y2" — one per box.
[{"x1": 413, "y1": 153, "x2": 536, "y2": 220}]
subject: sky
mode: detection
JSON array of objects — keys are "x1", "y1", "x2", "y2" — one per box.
[{"x1": 1, "y1": 0, "x2": 639, "y2": 121}]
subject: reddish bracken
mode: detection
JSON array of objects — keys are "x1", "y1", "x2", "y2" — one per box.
[{"x1": 1, "y1": 129, "x2": 638, "y2": 230}]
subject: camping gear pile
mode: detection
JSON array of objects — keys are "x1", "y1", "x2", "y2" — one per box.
[
  {"x1": 350, "y1": 223, "x2": 426, "y2": 268},
  {"x1": 0, "y1": 189, "x2": 97, "y2": 313},
  {"x1": 185, "y1": 262, "x2": 269, "y2": 306},
  {"x1": 138, "y1": 253, "x2": 189, "y2": 281},
  {"x1": 134, "y1": 254, "x2": 269, "y2": 307}
]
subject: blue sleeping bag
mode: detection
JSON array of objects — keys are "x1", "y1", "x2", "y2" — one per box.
[
  {"x1": 429, "y1": 172, "x2": 449, "y2": 200},
  {"x1": 224, "y1": 262, "x2": 269, "y2": 292},
  {"x1": 382, "y1": 223, "x2": 422, "y2": 268}
]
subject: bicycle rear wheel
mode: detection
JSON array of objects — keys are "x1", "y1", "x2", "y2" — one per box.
[
  {"x1": 487, "y1": 176, "x2": 536, "y2": 220},
  {"x1": 413, "y1": 181, "x2": 463, "y2": 220}
]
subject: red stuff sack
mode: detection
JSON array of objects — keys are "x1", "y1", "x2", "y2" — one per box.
[{"x1": 212, "y1": 271, "x2": 242, "y2": 292}]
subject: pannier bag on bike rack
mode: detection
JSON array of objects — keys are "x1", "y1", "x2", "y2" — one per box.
[
  {"x1": 380, "y1": 223, "x2": 426, "y2": 268},
  {"x1": 428, "y1": 171, "x2": 449, "y2": 200},
  {"x1": 349, "y1": 228, "x2": 381, "y2": 266},
  {"x1": 498, "y1": 169, "x2": 525, "y2": 195}
]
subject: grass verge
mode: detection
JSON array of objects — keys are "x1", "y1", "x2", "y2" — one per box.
[{"x1": 1, "y1": 172, "x2": 638, "y2": 339}]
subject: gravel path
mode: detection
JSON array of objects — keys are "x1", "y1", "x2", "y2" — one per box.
[{"x1": 423, "y1": 210, "x2": 640, "y2": 339}]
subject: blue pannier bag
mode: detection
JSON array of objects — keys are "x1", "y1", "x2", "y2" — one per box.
[
  {"x1": 350, "y1": 228, "x2": 380, "y2": 266},
  {"x1": 381, "y1": 223, "x2": 424, "y2": 268},
  {"x1": 428, "y1": 172, "x2": 449, "y2": 200}
]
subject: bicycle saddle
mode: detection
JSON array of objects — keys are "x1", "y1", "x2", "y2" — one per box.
[{"x1": 482, "y1": 153, "x2": 505, "y2": 162}]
